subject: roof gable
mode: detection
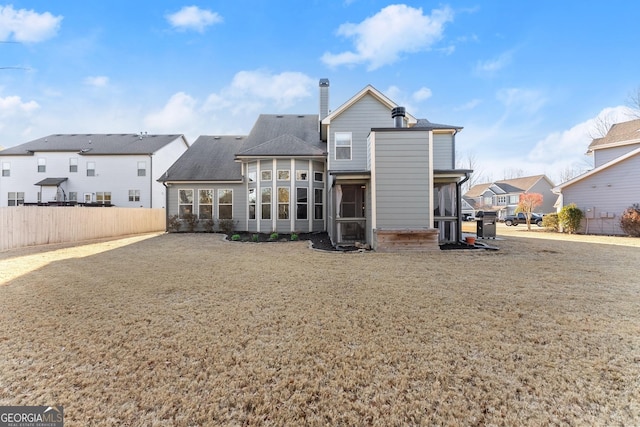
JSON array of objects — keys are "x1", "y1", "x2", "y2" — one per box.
[
  {"x1": 554, "y1": 146, "x2": 640, "y2": 192},
  {"x1": 159, "y1": 135, "x2": 245, "y2": 182},
  {"x1": 588, "y1": 118, "x2": 640, "y2": 152}
]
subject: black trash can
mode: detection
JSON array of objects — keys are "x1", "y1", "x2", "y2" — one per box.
[{"x1": 476, "y1": 211, "x2": 497, "y2": 239}]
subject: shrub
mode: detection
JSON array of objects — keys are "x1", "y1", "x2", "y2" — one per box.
[
  {"x1": 269, "y1": 232, "x2": 279, "y2": 241},
  {"x1": 251, "y1": 234, "x2": 259, "y2": 242},
  {"x1": 167, "y1": 214, "x2": 181, "y2": 232},
  {"x1": 231, "y1": 234, "x2": 241, "y2": 241},
  {"x1": 202, "y1": 218, "x2": 215, "y2": 233},
  {"x1": 183, "y1": 213, "x2": 199, "y2": 232},
  {"x1": 542, "y1": 213, "x2": 559, "y2": 232},
  {"x1": 620, "y1": 203, "x2": 640, "y2": 237},
  {"x1": 558, "y1": 203, "x2": 584, "y2": 234},
  {"x1": 218, "y1": 218, "x2": 235, "y2": 235},
  {"x1": 290, "y1": 233, "x2": 299, "y2": 241}
]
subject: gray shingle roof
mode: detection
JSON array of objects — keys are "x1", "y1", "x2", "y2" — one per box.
[
  {"x1": 240, "y1": 114, "x2": 325, "y2": 154},
  {"x1": 588, "y1": 118, "x2": 640, "y2": 151},
  {"x1": 158, "y1": 136, "x2": 246, "y2": 182},
  {"x1": 237, "y1": 134, "x2": 326, "y2": 157},
  {"x1": 0, "y1": 134, "x2": 186, "y2": 155},
  {"x1": 414, "y1": 118, "x2": 463, "y2": 130}
]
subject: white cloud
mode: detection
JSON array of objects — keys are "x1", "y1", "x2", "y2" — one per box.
[
  {"x1": 144, "y1": 92, "x2": 198, "y2": 131},
  {"x1": 204, "y1": 70, "x2": 315, "y2": 112},
  {"x1": 0, "y1": 95, "x2": 40, "y2": 115},
  {"x1": 455, "y1": 98, "x2": 482, "y2": 111},
  {"x1": 84, "y1": 76, "x2": 109, "y2": 87},
  {"x1": 322, "y1": 4, "x2": 454, "y2": 70},
  {"x1": 413, "y1": 87, "x2": 433, "y2": 102},
  {"x1": 0, "y1": 5, "x2": 62, "y2": 43},
  {"x1": 166, "y1": 6, "x2": 222, "y2": 33},
  {"x1": 475, "y1": 50, "x2": 513, "y2": 74},
  {"x1": 496, "y1": 87, "x2": 546, "y2": 115}
]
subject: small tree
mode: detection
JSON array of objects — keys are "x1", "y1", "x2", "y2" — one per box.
[
  {"x1": 558, "y1": 203, "x2": 584, "y2": 234},
  {"x1": 167, "y1": 214, "x2": 181, "y2": 232},
  {"x1": 620, "y1": 204, "x2": 640, "y2": 237},
  {"x1": 515, "y1": 193, "x2": 543, "y2": 231},
  {"x1": 542, "y1": 212, "x2": 559, "y2": 232}
]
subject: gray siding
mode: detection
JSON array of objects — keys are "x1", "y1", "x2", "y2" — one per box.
[
  {"x1": 329, "y1": 93, "x2": 394, "y2": 172},
  {"x1": 562, "y1": 154, "x2": 640, "y2": 234},
  {"x1": 372, "y1": 130, "x2": 431, "y2": 229},
  {"x1": 594, "y1": 143, "x2": 640, "y2": 167},
  {"x1": 433, "y1": 132, "x2": 454, "y2": 169},
  {"x1": 527, "y1": 179, "x2": 558, "y2": 214},
  {"x1": 166, "y1": 183, "x2": 246, "y2": 232}
]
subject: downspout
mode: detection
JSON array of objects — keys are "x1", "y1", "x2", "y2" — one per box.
[
  {"x1": 149, "y1": 154, "x2": 153, "y2": 208},
  {"x1": 457, "y1": 172, "x2": 471, "y2": 242},
  {"x1": 162, "y1": 181, "x2": 170, "y2": 231}
]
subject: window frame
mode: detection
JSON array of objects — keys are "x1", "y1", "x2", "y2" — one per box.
[
  {"x1": 296, "y1": 170, "x2": 308, "y2": 181},
  {"x1": 314, "y1": 171, "x2": 323, "y2": 182},
  {"x1": 335, "y1": 132, "x2": 352, "y2": 160},
  {"x1": 178, "y1": 189, "x2": 194, "y2": 219},
  {"x1": 261, "y1": 187, "x2": 272, "y2": 219},
  {"x1": 129, "y1": 189, "x2": 141, "y2": 202},
  {"x1": 277, "y1": 170, "x2": 290, "y2": 181},
  {"x1": 2, "y1": 162, "x2": 10, "y2": 177},
  {"x1": 96, "y1": 191, "x2": 112, "y2": 205},
  {"x1": 248, "y1": 188, "x2": 257, "y2": 220},
  {"x1": 261, "y1": 170, "x2": 272, "y2": 181},
  {"x1": 69, "y1": 158, "x2": 78, "y2": 173},
  {"x1": 37, "y1": 158, "x2": 46, "y2": 173},
  {"x1": 87, "y1": 161, "x2": 96, "y2": 177},
  {"x1": 198, "y1": 189, "x2": 213, "y2": 220},
  {"x1": 314, "y1": 188, "x2": 323, "y2": 220},
  {"x1": 8, "y1": 191, "x2": 24, "y2": 206},
  {"x1": 296, "y1": 187, "x2": 308, "y2": 220},
  {"x1": 137, "y1": 161, "x2": 146, "y2": 177},
  {"x1": 217, "y1": 189, "x2": 233, "y2": 220},
  {"x1": 277, "y1": 187, "x2": 290, "y2": 220}
]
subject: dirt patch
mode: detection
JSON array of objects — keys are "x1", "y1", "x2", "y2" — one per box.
[{"x1": 1, "y1": 232, "x2": 639, "y2": 425}]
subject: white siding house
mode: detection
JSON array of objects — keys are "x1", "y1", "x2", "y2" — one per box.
[
  {"x1": 0, "y1": 134, "x2": 189, "y2": 208},
  {"x1": 553, "y1": 119, "x2": 640, "y2": 235}
]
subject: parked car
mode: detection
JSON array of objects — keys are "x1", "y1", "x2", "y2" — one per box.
[{"x1": 504, "y1": 212, "x2": 543, "y2": 227}]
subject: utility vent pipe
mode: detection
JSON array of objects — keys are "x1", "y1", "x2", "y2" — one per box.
[{"x1": 391, "y1": 107, "x2": 406, "y2": 128}]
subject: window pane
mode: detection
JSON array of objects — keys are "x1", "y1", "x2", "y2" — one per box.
[
  {"x1": 278, "y1": 204, "x2": 289, "y2": 219},
  {"x1": 296, "y1": 170, "x2": 308, "y2": 181},
  {"x1": 248, "y1": 171, "x2": 257, "y2": 182},
  {"x1": 199, "y1": 190, "x2": 213, "y2": 204},
  {"x1": 315, "y1": 188, "x2": 323, "y2": 203},
  {"x1": 314, "y1": 172, "x2": 323, "y2": 182},
  {"x1": 249, "y1": 205, "x2": 256, "y2": 220},
  {"x1": 219, "y1": 205, "x2": 232, "y2": 220},
  {"x1": 248, "y1": 188, "x2": 256, "y2": 204},
  {"x1": 261, "y1": 188, "x2": 271, "y2": 203},
  {"x1": 336, "y1": 147, "x2": 350, "y2": 160},
  {"x1": 261, "y1": 204, "x2": 271, "y2": 219},
  {"x1": 315, "y1": 205, "x2": 323, "y2": 220},
  {"x1": 278, "y1": 187, "x2": 289, "y2": 202},
  {"x1": 261, "y1": 170, "x2": 272, "y2": 181},
  {"x1": 277, "y1": 170, "x2": 290, "y2": 181},
  {"x1": 179, "y1": 190, "x2": 193, "y2": 203},
  {"x1": 199, "y1": 205, "x2": 213, "y2": 219},
  {"x1": 218, "y1": 189, "x2": 232, "y2": 204}
]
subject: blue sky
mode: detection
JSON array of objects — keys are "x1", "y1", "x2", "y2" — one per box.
[{"x1": 2, "y1": 1, "x2": 640, "y2": 184}]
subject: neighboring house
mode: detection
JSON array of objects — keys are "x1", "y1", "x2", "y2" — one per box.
[
  {"x1": 552, "y1": 118, "x2": 640, "y2": 235},
  {"x1": 159, "y1": 80, "x2": 472, "y2": 250},
  {"x1": 0, "y1": 133, "x2": 189, "y2": 208},
  {"x1": 464, "y1": 174, "x2": 557, "y2": 219}
]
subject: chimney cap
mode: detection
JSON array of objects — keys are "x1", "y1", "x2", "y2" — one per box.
[
  {"x1": 391, "y1": 106, "x2": 406, "y2": 118},
  {"x1": 319, "y1": 78, "x2": 330, "y2": 87}
]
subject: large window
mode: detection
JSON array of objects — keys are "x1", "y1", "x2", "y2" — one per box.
[
  {"x1": 96, "y1": 192, "x2": 111, "y2": 205},
  {"x1": 296, "y1": 170, "x2": 308, "y2": 181},
  {"x1": 69, "y1": 158, "x2": 78, "y2": 173},
  {"x1": 129, "y1": 190, "x2": 140, "y2": 202},
  {"x1": 137, "y1": 161, "x2": 146, "y2": 177},
  {"x1": 179, "y1": 189, "x2": 193, "y2": 218},
  {"x1": 261, "y1": 187, "x2": 271, "y2": 219},
  {"x1": 314, "y1": 171, "x2": 323, "y2": 182},
  {"x1": 199, "y1": 190, "x2": 213, "y2": 219},
  {"x1": 248, "y1": 188, "x2": 256, "y2": 220},
  {"x1": 218, "y1": 189, "x2": 232, "y2": 220},
  {"x1": 2, "y1": 162, "x2": 9, "y2": 177},
  {"x1": 314, "y1": 188, "x2": 323, "y2": 220},
  {"x1": 37, "y1": 158, "x2": 46, "y2": 173},
  {"x1": 278, "y1": 187, "x2": 290, "y2": 219},
  {"x1": 335, "y1": 132, "x2": 352, "y2": 160},
  {"x1": 296, "y1": 188, "x2": 307, "y2": 220},
  {"x1": 509, "y1": 195, "x2": 519, "y2": 204},
  {"x1": 497, "y1": 195, "x2": 506, "y2": 205},
  {"x1": 8, "y1": 192, "x2": 24, "y2": 206},
  {"x1": 261, "y1": 170, "x2": 272, "y2": 181},
  {"x1": 87, "y1": 162, "x2": 96, "y2": 177}
]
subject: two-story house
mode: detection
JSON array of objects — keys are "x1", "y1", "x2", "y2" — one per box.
[
  {"x1": 463, "y1": 175, "x2": 557, "y2": 219},
  {"x1": 0, "y1": 134, "x2": 189, "y2": 208},
  {"x1": 159, "y1": 80, "x2": 471, "y2": 250},
  {"x1": 552, "y1": 118, "x2": 640, "y2": 235}
]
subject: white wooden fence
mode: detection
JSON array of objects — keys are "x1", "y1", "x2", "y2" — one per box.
[{"x1": 0, "y1": 206, "x2": 166, "y2": 251}]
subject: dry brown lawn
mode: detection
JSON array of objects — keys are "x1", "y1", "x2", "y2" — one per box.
[{"x1": 1, "y1": 228, "x2": 639, "y2": 426}]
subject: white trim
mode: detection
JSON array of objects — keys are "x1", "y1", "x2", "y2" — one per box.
[
  {"x1": 256, "y1": 160, "x2": 261, "y2": 232},
  {"x1": 290, "y1": 159, "x2": 295, "y2": 231},
  {"x1": 428, "y1": 131, "x2": 434, "y2": 228},
  {"x1": 369, "y1": 133, "x2": 377, "y2": 230},
  {"x1": 307, "y1": 160, "x2": 312, "y2": 232}
]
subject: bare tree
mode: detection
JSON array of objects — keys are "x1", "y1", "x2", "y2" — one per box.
[
  {"x1": 501, "y1": 168, "x2": 525, "y2": 180},
  {"x1": 626, "y1": 86, "x2": 640, "y2": 118}
]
